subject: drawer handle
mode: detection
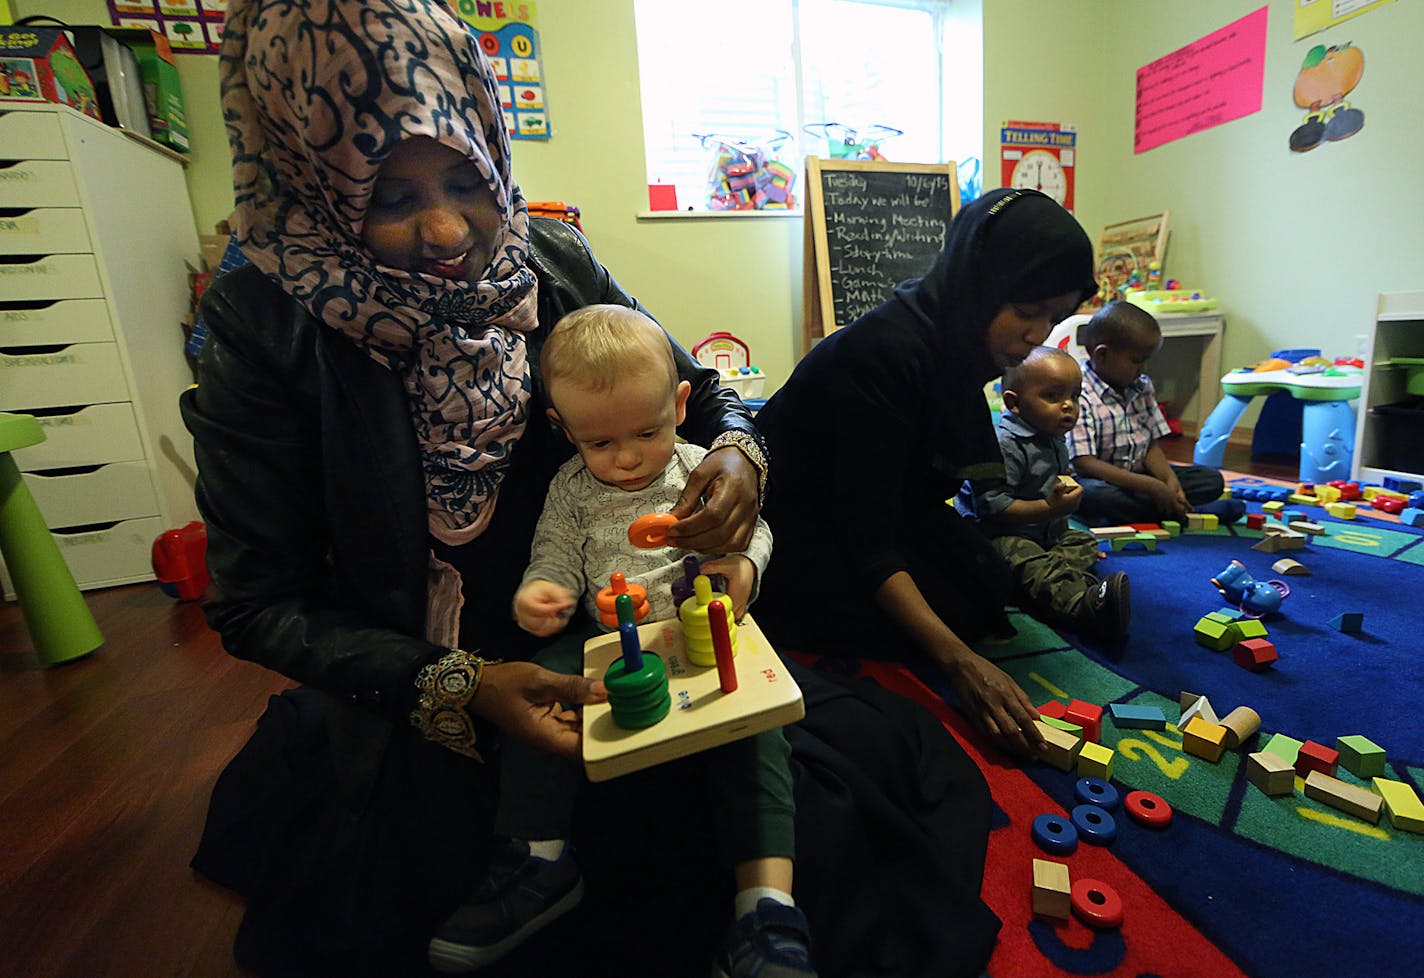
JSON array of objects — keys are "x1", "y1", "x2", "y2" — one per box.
[{"x1": 52, "y1": 521, "x2": 123, "y2": 535}]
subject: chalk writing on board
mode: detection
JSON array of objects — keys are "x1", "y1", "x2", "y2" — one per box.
[{"x1": 819, "y1": 170, "x2": 952, "y2": 327}]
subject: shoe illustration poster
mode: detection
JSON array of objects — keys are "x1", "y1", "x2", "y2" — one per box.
[
  {"x1": 455, "y1": 1, "x2": 550, "y2": 141},
  {"x1": 1288, "y1": 41, "x2": 1365, "y2": 152}
]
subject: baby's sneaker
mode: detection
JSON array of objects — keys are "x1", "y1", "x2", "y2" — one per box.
[
  {"x1": 714, "y1": 898, "x2": 817, "y2": 978},
  {"x1": 1081, "y1": 571, "x2": 1131, "y2": 644}
]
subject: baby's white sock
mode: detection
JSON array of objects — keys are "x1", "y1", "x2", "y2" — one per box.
[
  {"x1": 526, "y1": 839, "x2": 566, "y2": 861},
  {"x1": 734, "y1": 886, "x2": 795, "y2": 919}
]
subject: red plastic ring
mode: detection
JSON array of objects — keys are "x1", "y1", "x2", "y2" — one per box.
[
  {"x1": 628, "y1": 513, "x2": 678, "y2": 548},
  {"x1": 1071, "y1": 878, "x2": 1124, "y2": 929},
  {"x1": 1124, "y1": 789, "x2": 1173, "y2": 828}
]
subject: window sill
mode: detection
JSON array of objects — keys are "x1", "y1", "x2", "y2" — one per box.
[{"x1": 636, "y1": 209, "x2": 802, "y2": 221}]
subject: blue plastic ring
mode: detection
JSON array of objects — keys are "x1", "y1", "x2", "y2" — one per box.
[
  {"x1": 1071, "y1": 803, "x2": 1119, "y2": 845},
  {"x1": 1031, "y1": 813, "x2": 1079, "y2": 855},
  {"x1": 1075, "y1": 776, "x2": 1121, "y2": 810}
]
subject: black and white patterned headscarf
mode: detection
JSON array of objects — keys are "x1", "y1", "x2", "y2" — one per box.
[{"x1": 221, "y1": 0, "x2": 537, "y2": 544}]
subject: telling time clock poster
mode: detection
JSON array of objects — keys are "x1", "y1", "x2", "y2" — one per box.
[{"x1": 1000, "y1": 121, "x2": 1077, "y2": 212}]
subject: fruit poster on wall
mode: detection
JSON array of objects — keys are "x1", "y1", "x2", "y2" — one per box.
[
  {"x1": 1000, "y1": 121, "x2": 1076, "y2": 212},
  {"x1": 456, "y1": 1, "x2": 549, "y2": 141},
  {"x1": 107, "y1": 0, "x2": 226, "y2": 54}
]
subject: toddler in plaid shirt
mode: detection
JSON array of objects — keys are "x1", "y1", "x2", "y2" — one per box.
[{"x1": 1068, "y1": 302, "x2": 1241, "y2": 527}]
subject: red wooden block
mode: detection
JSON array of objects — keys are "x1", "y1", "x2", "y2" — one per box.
[
  {"x1": 1064, "y1": 699, "x2": 1103, "y2": 743},
  {"x1": 1246, "y1": 513, "x2": 1266, "y2": 530},
  {"x1": 1038, "y1": 700, "x2": 1068, "y2": 721},
  {"x1": 1295, "y1": 739, "x2": 1340, "y2": 778},
  {"x1": 1339, "y1": 483, "x2": 1362, "y2": 500},
  {"x1": 1232, "y1": 638, "x2": 1278, "y2": 672},
  {"x1": 1127, "y1": 523, "x2": 1163, "y2": 531},
  {"x1": 1373, "y1": 497, "x2": 1406, "y2": 514}
]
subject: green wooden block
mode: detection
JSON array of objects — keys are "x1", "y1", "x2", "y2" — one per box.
[
  {"x1": 1234, "y1": 618, "x2": 1269, "y2": 640},
  {"x1": 1041, "y1": 715, "x2": 1084, "y2": 736},
  {"x1": 1336, "y1": 735, "x2": 1386, "y2": 779},
  {"x1": 1263, "y1": 733, "x2": 1304, "y2": 766},
  {"x1": 1204, "y1": 611, "x2": 1237, "y2": 625},
  {"x1": 1194, "y1": 616, "x2": 1237, "y2": 652},
  {"x1": 1162, "y1": 520, "x2": 1181, "y2": 537}
]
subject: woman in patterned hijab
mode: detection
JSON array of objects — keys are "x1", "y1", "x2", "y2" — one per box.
[{"x1": 223, "y1": 0, "x2": 538, "y2": 544}]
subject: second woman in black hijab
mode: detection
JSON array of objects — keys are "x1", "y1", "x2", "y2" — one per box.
[{"x1": 754, "y1": 188, "x2": 1097, "y2": 759}]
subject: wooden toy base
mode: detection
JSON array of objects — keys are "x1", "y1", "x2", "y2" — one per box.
[{"x1": 582, "y1": 613, "x2": 804, "y2": 782}]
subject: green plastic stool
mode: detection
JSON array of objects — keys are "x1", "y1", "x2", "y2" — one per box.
[{"x1": 0, "y1": 413, "x2": 103, "y2": 665}]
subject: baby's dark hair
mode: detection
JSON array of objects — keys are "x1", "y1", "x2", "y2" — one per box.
[
  {"x1": 1002, "y1": 345, "x2": 1079, "y2": 392},
  {"x1": 1078, "y1": 300, "x2": 1160, "y2": 351}
]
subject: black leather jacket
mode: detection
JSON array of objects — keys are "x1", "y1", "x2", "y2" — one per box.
[{"x1": 181, "y1": 218, "x2": 760, "y2": 807}]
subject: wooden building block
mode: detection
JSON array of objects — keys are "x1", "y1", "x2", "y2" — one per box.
[
  {"x1": 1064, "y1": 700, "x2": 1103, "y2": 743},
  {"x1": 1251, "y1": 535, "x2": 1282, "y2": 554},
  {"x1": 1246, "y1": 513, "x2": 1266, "y2": 530},
  {"x1": 1220, "y1": 706, "x2": 1262, "y2": 748},
  {"x1": 1091, "y1": 525, "x2": 1139, "y2": 540},
  {"x1": 1033, "y1": 720, "x2": 1082, "y2": 772},
  {"x1": 1032, "y1": 858, "x2": 1072, "y2": 918},
  {"x1": 1179, "y1": 694, "x2": 1219, "y2": 727},
  {"x1": 1273, "y1": 530, "x2": 1306, "y2": 550},
  {"x1": 1108, "y1": 702, "x2": 1167, "y2": 730},
  {"x1": 1325, "y1": 502, "x2": 1357, "y2": 520},
  {"x1": 1336, "y1": 735, "x2": 1386, "y2": 779},
  {"x1": 1186, "y1": 512, "x2": 1205, "y2": 530},
  {"x1": 1288, "y1": 521, "x2": 1324, "y2": 536},
  {"x1": 1263, "y1": 733, "x2": 1303, "y2": 766},
  {"x1": 1295, "y1": 740, "x2": 1340, "y2": 778},
  {"x1": 1182, "y1": 716, "x2": 1229, "y2": 762},
  {"x1": 1077, "y1": 740, "x2": 1115, "y2": 780},
  {"x1": 1110, "y1": 533, "x2": 1157, "y2": 551},
  {"x1": 1198, "y1": 513, "x2": 1218, "y2": 530},
  {"x1": 1288, "y1": 493, "x2": 1317, "y2": 505},
  {"x1": 1272, "y1": 558, "x2": 1310, "y2": 575},
  {"x1": 1372, "y1": 777, "x2": 1424, "y2": 834},
  {"x1": 1304, "y1": 770, "x2": 1383, "y2": 824},
  {"x1": 1194, "y1": 615, "x2": 1238, "y2": 652},
  {"x1": 1058, "y1": 475, "x2": 1079, "y2": 490},
  {"x1": 1247, "y1": 750, "x2": 1295, "y2": 796},
  {"x1": 1038, "y1": 700, "x2": 1067, "y2": 721},
  {"x1": 1313, "y1": 485, "x2": 1341, "y2": 504},
  {"x1": 1233, "y1": 638, "x2": 1278, "y2": 672},
  {"x1": 1180, "y1": 691, "x2": 1203, "y2": 713},
  {"x1": 1161, "y1": 520, "x2": 1181, "y2": 536},
  {"x1": 1041, "y1": 715, "x2": 1084, "y2": 737},
  {"x1": 1330, "y1": 612, "x2": 1364, "y2": 634},
  {"x1": 1263, "y1": 501, "x2": 1285, "y2": 513},
  {"x1": 1234, "y1": 618, "x2": 1268, "y2": 640}
]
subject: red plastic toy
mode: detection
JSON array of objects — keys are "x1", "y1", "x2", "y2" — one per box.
[{"x1": 151, "y1": 521, "x2": 210, "y2": 601}]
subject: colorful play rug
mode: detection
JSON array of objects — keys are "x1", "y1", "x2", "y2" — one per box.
[{"x1": 799, "y1": 475, "x2": 1423, "y2": 978}]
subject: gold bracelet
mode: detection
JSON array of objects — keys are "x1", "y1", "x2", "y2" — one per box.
[
  {"x1": 409, "y1": 649, "x2": 491, "y2": 760},
  {"x1": 711, "y1": 429, "x2": 769, "y2": 502}
]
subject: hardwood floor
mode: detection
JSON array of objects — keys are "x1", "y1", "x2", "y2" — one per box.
[
  {"x1": 0, "y1": 435, "x2": 1294, "y2": 977},
  {"x1": 0, "y1": 585, "x2": 289, "y2": 978}
]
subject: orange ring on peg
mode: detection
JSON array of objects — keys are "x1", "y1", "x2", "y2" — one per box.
[
  {"x1": 595, "y1": 584, "x2": 648, "y2": 614},
  {"x1": 628, "y1": 513, "x2": 678, "y2": 548}
]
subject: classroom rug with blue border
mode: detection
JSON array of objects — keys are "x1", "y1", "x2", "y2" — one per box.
[{"x1": 794, "y1": 474, "x2": 1423, "y2": 978}]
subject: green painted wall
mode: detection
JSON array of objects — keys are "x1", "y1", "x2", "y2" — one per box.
[{"x1": 15, "y1": 1, "x2": 1424, "y2": 409}]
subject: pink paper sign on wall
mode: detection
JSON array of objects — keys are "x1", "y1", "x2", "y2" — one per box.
[{"x1": 1135, "y1": 7, "x2": 1268, "y2": 154}]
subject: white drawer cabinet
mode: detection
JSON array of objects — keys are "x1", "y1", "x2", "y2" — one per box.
[{"x1": 0, "y1": 103, "x2": 201, "y2": 597}]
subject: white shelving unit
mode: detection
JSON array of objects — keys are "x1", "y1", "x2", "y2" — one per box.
[
  {"x1": 0, "y1": 102, "x2": 202, "y2": 596},
  {"x1": 1353, "y1": 290, "x2": 1424, "y2": 485}
]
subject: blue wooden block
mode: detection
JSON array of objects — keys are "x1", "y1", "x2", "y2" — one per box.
[
  {"x1": 1383, "y1": 477, "x2": 1422, "y2": 493},
  {"x1": 1108, "y1": 702, "x2": 1167, "y2": 729},
  {"x1": 1215, "y1": 607, "x2": 1245, "y2": 621},
  {"x1": 1400, "y1": 507, "x2": 1424, "y2": 528},
  {"x1": 1330, "y1": 612, "x2": 1364, "y2": 633},
  {"x1": 1409, "y1": 490, "x2": 1424, "y2": 509}
]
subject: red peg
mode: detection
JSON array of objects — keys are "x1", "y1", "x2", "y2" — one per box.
[{"x1": 708, "y1": 598, "x2": 737, "y2": 693}]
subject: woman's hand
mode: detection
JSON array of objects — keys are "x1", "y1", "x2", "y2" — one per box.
[
  {"x1": 942, "y1": 650, "x2": 1045, "y2": 759},
  {"x1": 666, "y1": 445, "x2": 760, "y2": 552},
  {"x1": 470, "y1": 661, "x2": 607, "y2": 761},
  {"x1": 697, "y1": 554, "x2": 756, "y2": 620}
]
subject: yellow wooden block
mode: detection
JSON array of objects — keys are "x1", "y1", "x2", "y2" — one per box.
[
  {"x1": 1304, "y1": 770, "x2": 1382, "y2": 824},
  {"x1": 1032, "y1": 858, "x2": 1072, "y2": 918},
  {"x1": 1199, "y1": 513, "x2": 1218, "y2": 530},
  {"x1": 1288, "y1": 493, "x2": 1317, "y2": 505},
  {"x1": 1058, "y1": 475, "x2": 1079, "y2": 489},
  {"x1": 1363, "y1": 486, "x2": 1406, "y2": 501},
  {"x1": 1033, "y1": 719, "x2": 1083, "y2": 772},
  {"x1": 1325, "y1": 502, "x2": 1357, "y2": 519},
  {"x1": 1182, "y1": 715, "x2": 1228, "y2": 762},
  {"x1": 1077, "y1": 740, "x2": 1115, "y2": 780},
  {"x1": 1372, "y1": 777, "x2": 1424, "y2": 834},
  {"x1": 1314, "y1": 485, "x2": 1341, "y2": 504},
  {"x1": 1263, "y1": 501, "x2": 1285, "y2": 513}
]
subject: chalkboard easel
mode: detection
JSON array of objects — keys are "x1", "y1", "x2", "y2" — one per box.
[{"x1": 801, "y1": 157, "x2": 959, "y2": 355}]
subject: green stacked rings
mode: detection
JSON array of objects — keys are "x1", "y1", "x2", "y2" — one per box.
[{"x1": 604, "y1": 652, "x2": 671, "y2": 729}]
